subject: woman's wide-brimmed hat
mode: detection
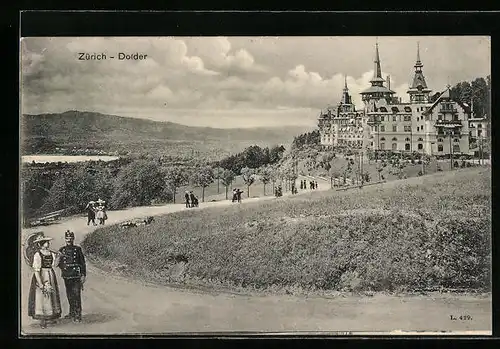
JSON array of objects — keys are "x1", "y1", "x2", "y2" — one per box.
[{"x1": 33, "y1": 234, "x2": 53, "y2": 244}]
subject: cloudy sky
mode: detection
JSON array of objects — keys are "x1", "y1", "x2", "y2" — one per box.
[{"x1": 21, "y1": 36, "x2": 490, "y2": 128}]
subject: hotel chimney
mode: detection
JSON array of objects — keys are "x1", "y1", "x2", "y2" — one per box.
[{"x1": 387, "y1": 75, "x2": 391, "y2": 90}]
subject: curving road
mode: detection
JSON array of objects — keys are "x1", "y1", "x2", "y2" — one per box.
[{"x1": 20, "y1": 176, "x2": 491, "y2": 335}]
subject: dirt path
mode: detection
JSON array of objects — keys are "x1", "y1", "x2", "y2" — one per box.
[{"x1": 20, "y1": 175, "x2": 491, "y2": 335}]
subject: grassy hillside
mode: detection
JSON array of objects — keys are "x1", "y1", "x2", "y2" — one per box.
[
  {"x1": 280, "y1": 145, "x2": 458, "y2": 185},
  {"x1": 21, "y1": 110, "x2": 310, "y2": 157},
  {"x1": 83, "y1": 167, "x2": 491, "y2": 295}
]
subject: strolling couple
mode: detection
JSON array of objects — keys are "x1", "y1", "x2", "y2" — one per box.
[
  {"x1": 27, "y1": 230, "x2": 86, "y2": 328},
  {"x1": 232, "y1": 188, "x2": 242, "y2": 203},
  {"x1": 85, "y1": 199, "x2": 107, "y2": 225},
  {"x1": 184, "y1": 191, "x2": 199, "y2": 208}
]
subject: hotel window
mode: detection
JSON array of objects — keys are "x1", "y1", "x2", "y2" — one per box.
[
  {"x1": 380, "y1": 137, "x2": 386, "y2": 141},
  {"x1": 417, "y1": 117, "x2": 420, "y2": 121},
  {"x1": 418, "y1": 143, "x2": 423, "y2": 150},
  {"x1": 392, "y1": 137, "x2": 397, "y2": 141},
  {"x1": 392, "y1": 115, "x2": 397, "y2": 122},
  {"x1": 370, "y1": 142, "x2": 373, "y2": 146},
  {"x1": 418, "y1": 137, "x2": 424, "y2": 142},
  {"x1": 380, "y1": 143, "x2": 385, "y2": 150},
  {"x1": 478, "y1": 124, "x2": 482, "y2": 128},
  {"x1": 416, "y1": 126, "x2": 419, "y2": 132},
  {"x1": 404, "y1": 126, "x2": 411, "y2": 132},
  {"x1": 437, "y1": 138, "x2": 443, "y2": 142},
  {"x1": 454, "y1": 138, "x2": 460, "y2": 143},
  {"x1": 438, "y1": 115, "x2": 443, "y2": 120},
  {"x1": 405, "y1": 137, "x2": 411, "y2": 142},
  {"x1": 392, "y1": 143, "x2": 397, "y2": 150},
  {"x1": 405, "y1": 143, "x2": 410, "y2": 151},
  {"x1": 404, "y1": 107, "x2": 412, "y2": 112},
  {"x1": 404, "y1": 115, "x2": 411, "y2": 121},
  {"x1": 380, "y1": 126, "x2": 385, "y2": 132},
  {"x1": 392, "y1": 125, "x2": 397, "y2": 132},
  {"x1": 380, "y1": 116, "x2": 385, "y2": 122},
  {"x1": 438, "y1": 145, "x2": 443, "y2": 152},
  {"x1": 453, "y1": 145, "x2": 460, "y2": 152}
]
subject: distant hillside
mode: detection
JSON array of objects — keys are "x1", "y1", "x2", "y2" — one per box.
[{"x1": 21, "y1": 111, "x2": 313, "y2": 157}]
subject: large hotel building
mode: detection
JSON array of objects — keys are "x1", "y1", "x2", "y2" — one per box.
[{"x1": 318, "y1": 42, "x2": 482, "y2": 156}]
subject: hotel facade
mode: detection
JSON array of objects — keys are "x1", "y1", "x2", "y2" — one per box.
[{"x1": 318, "y1": 43, "x2": 476, "y2": 156}]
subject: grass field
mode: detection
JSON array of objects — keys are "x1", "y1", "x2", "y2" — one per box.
[{"x1": 83, "y1": 167, "x2": 491, "y2": 295}]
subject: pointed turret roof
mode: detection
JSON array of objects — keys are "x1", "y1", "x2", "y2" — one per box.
[
  {"x1": 414, "y1": 42, "x2": 423, "y2": 69},
  {"x1": 362, "y1": 41, "x2": 395, "y2": 96},
  {"x1": 408, "y1": 42, "x2": 431, "y2": 92},
  {"x1": 370, "y1": 42, "x2": 386, "y2": 85},
  {"x1": 341, "y1": 75, "x2": 350, "y2": 104}
]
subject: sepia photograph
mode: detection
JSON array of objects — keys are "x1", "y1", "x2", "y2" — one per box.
[{"x1": 19, "y1": 36, "x2": 491, "y2": 336}]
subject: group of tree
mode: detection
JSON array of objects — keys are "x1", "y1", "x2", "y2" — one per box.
[
  {"x1": 291, "y1": 130, "x2": 320, "y2": 149},
  {"x1": 216, "y1": 144, "x2": 286, "y2": 175},
  {"x1": 428, "y1": 76, "x2": 491, "y2": 120}
]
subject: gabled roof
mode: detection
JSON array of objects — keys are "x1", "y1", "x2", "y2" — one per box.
[{"x1": 422, "y1": 87, "x2": 471, "y2": 115}]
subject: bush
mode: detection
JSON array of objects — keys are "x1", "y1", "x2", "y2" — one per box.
[{"x1": 110, "y1": 159, "x2": 166, "y2": 208}]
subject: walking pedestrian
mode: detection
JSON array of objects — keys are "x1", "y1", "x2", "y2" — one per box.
[
  {"x1": 232, "y1": 188, "x2": 237, "y2": 203},
  {"x1": 315, "y1": 181, "x2": 318, "y2": 190},
  {"x1": 189, "y1": 191, "x2": 197, "y2": 207},
  {"x1": 236, "y1": 189, "x2": 242, "y2": 203},
  {"x1": 184, "y1": 191, "x2": 190, "y2": 208},
  {"x1": 85, "y1": 201, "x2": 96, "y2": 226},
  {"x1": 58, "y1": 231, "x2": 86, "y2": 323}
]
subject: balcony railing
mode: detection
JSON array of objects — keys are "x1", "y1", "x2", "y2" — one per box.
[
  {"x1": 434, "y1": 119, "x2": 462, "y2": 127},
  {"x1": 439, "y1": 107, "x2": 458, "y2": 113}
]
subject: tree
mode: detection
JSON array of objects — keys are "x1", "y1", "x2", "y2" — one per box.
[
  {"x1": 190, "y1": 166, "x2": 215, "y2": 203},
  {"x1": 471, "y1": 77, "x2": 488, "y2": 118},
  {"x1": 267, "y1": 164, "x2": 280, "y2": 193},
  {"x1": 163, "y1": 166, "x2": 188, "y2": 204},
  {"x1": 258, "y1": 166, "x2": 272, "y2": 196},
  {"x1": 241, "y1": 167, "x2": 256, "y2": 198},
  {"x1": 269, "y1": 145, "x2": 286, "y2": 164},
  {"x1": 213, "y1": 165, "x2": 225, "y2": 194},
  {"x1": 38, "y1": 176, "x2": 70, "y2": 215},
  {"x1": 220, "y1": 169, "x2": 236, "y2": 200},
  {"x1": 111, "y1": 160, "x2": 165, "y2": 209}
]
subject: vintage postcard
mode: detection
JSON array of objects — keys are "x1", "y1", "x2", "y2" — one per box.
[{"x1": 20, "y1": 36, "x2": 491, "y2": 336}]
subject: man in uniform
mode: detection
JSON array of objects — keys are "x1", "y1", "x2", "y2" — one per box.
[{"x1": 58, "y1": 230, "x2": 86, "y2": 322}]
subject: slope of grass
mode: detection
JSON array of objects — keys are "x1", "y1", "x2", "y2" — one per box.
[{"x1": 83, "y1": 168, "x2": 491, "y2": 295}]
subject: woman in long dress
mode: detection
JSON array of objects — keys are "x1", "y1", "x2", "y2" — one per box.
[{"x1": 28, "y1": 236, "x2": 62, "y2": 328}]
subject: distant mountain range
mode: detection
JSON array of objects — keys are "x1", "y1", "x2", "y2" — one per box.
[{"x1": 21, "y1": 111, "x2": 313, "y2": 157}]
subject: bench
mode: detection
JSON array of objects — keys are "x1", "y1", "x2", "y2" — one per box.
[{"x1": 29, "y1": 209, "x2": 66, "y2": 226}]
